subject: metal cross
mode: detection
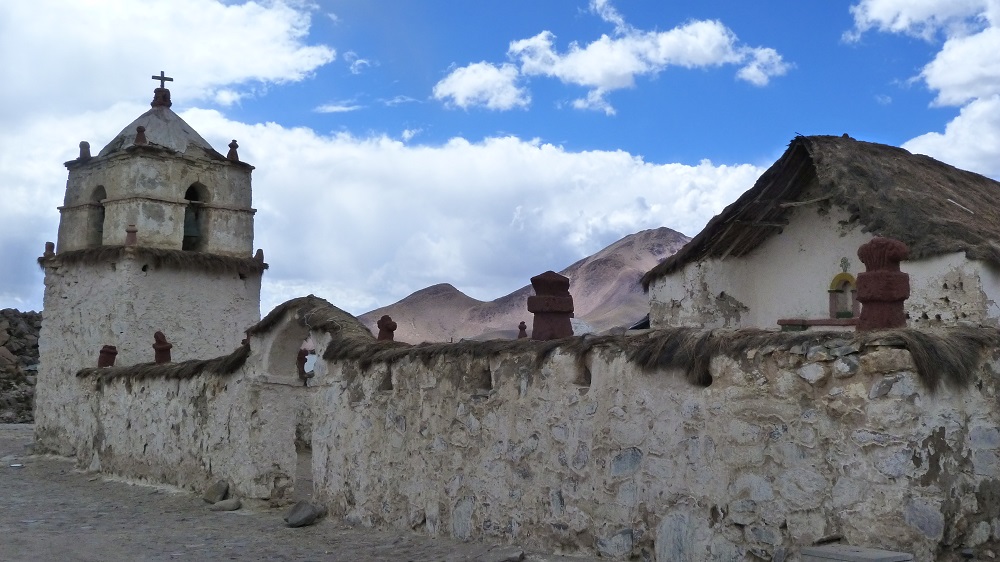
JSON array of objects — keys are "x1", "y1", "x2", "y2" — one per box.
[{"x1": 152, "y1": 71, "x2": 173, "y2": 89}]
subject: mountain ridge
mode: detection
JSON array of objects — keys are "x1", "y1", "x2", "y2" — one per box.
[{"x1": 359, "y1": 226, "x2": 689, "y2": 342}]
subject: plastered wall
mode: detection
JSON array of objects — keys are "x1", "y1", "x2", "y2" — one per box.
[
  {"x1": 649, "y1": 203, "x2": 1000, "y2": 330},
  {"x1": 310, "y1": 333, "x2": 1000, "y2": 561},
  {"x1": 35, "y1": 255, "x2": 260, "y2": 455},
  {"x1": 47, "y1": 306, "x2": 1000, "y2": 560}
]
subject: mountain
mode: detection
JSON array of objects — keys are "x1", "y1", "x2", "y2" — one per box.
[{"x1": 358, "y1": 227, "x2": 690, "y2": 342}]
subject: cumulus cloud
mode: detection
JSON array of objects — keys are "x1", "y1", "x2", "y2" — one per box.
[
  {"x1": 433, "y1": 62, "x2": 530, "y2": 110},
  {"x1": 197, "y1": 122, "x2": 757, "y2": 314},
  {"x1": 903, "y1": 95, "x2": 1000, "y2": 176},
  {"x1": 436, "y1": 1, "x2": 789, "y2": 113},
  {"x1": 506, "y1": 19, "x2": 789, "y2": 113},
  {"x1": 845, "y1": 0, "x2": 991, "y2": 41},
  {"x1": 846, "y1": 0, "x2": 1000, "y2": 179},
  {"x1": 0, "y1": 0, "x2": 767, "y2": 318},
  {"x1": 0, "y1": 0, "x2": 335, "y2": 124}
]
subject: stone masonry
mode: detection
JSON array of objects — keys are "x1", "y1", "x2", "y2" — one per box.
[{"x1": 0, "y1": 309, "x2": 41, "y2": 423}]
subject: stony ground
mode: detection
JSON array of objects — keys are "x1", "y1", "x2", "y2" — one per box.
[{"x1": 0, "y1": 425, "x2": 603, "y2": 562}]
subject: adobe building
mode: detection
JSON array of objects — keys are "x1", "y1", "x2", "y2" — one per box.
[
  {"x1": 35, "y1": 74, "x2": 266, "y2": 454},
  {"x1": 642, "y1": 134, "x2": 1000, "y2": 330}
]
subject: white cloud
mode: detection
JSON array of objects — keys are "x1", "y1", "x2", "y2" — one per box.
[
  {"x1": 506, "y1": 19, "x2": 788, "y2": 113},
  {"x1": 214, "y1": 89, "x2": 244, "y2": 106},
  {"x1": 922, "y1": 26, "x2": 1000, "y2": 105},
  {"x1": 315, "y1": 102, "x2": 364, "y2": 113},
  {"x1": 401, "y1": 129, "x2": 421, "y2": 142},
  {"x1": 590, "y1": 0, "x2": 629, "y2": 34},
  {"x1": 847, "y1": 0, "x2": 1000, "y2": 180},
  {"x1": 903, "y1": 95, "x2": 1000, "y2": 176},
  {"x1": 344, "y1": 51, "x2": 374, "y2": 74},
  {"x1": 0, "y1": 0, "x2": 335, "y2": 124},
  {"x1": 433, "y1": 62, "x2": 530, "y2": 110},
  {"x1": 845, "y1": 0, "x2": 992, "y2": 41},
  {"x1": 736, "y1": 48, "x2": 792, "y2": 87},
  {"x1": 57, "y1": 108, "x2": 755, "y2": 316},
  {"x1": 384, "y1": 95, "x2": 419, "y2": 106}
]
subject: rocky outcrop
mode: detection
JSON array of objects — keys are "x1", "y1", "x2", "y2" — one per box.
[{"x1": 0, "y1": 309, "x2": 41, "y2": 423}]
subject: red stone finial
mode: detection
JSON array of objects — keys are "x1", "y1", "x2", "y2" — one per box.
[
  {"x1": 151, "y1": 88, "x2": 172, "y2": 108},
  {"x1": 134, "y1": 126, "x2": 147, "y2": 146},
  {"x1": 79, "y1": 141, "x2": 91, "y2": 161},
  {"x1": 125, "y1": 225, "x2": 138, "y2": 246},
  {"x1": 527, "y1": 271, "x2": 574, "y2": 340},
  {"x1": 97, "y1": 345, "x2": 118, "y2": 368},
  {"x1": 150, "y1": 71, "x2": 173, "y2": 108},
  {"x1": 43, "y1": 241, "x2": 55, "y2": 257},
  {"x1": 856, "y1": 237, "x2": 910, "y2": 331},
  {"x1": 227, "y1": 140, "x2": 240, "y2": 162},
  {"x1": 152, "y1": 331, "x2": 173, "y2": 364},
  {"x1": 517, "y1": 321, "x2": 528, "y2": 339},
  {"x1": 377, "y1": 315, "x2": 397, "y2": 341}
]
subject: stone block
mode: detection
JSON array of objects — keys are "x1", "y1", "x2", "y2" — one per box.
[
  {"x1": 833, "y1": 355, "x2": 860, "y2": 378},
  {"x1": 860, "y1": 349, "x2": 915, "y2": 374},
  {"x1": 800, "y1": 545, "x2": 913, "y2": 561},
  {"x1": 202, "y1": 480, "x2": 229, "y2": 503},
  {"x1": 798, "y1": 363, "x2": 829, "y2": 385}
]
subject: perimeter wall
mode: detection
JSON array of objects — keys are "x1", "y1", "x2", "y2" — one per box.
[{"x1": 50, "y1": 299, "x2": 1000, "y2": 561}]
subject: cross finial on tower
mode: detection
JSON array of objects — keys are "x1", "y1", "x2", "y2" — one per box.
[{"x1": 152, "y1": 71, "x2": 173, "y2": 89}]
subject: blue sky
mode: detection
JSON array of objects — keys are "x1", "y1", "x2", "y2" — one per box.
[{"x1": 1, "y1": 0, "x2": 997, "y2": 316}]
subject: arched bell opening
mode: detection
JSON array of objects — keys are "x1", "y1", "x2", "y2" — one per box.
[
  {"x1": 182, "y1": 184, "x2": 209, "y2": 251},
  {"x1": 87, "y1": 186, "x2": 107, "y2": 248}
]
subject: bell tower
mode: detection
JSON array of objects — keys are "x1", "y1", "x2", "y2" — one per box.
[{"x1": 35, "y1": 74, "x2": 267, "y2": 454}]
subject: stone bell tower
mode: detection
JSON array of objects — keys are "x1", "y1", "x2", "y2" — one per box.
[{"x1": 35, "y1": 73, "x2": 266, "y2": 454}]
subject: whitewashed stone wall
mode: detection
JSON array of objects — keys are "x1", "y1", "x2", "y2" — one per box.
[
  {"x1": 311, "y1": 336, "x2": 1000, "y2": 561},
  {"x1": 36, "y1": 256, "x2": 260, "y2": 455},
  {"x1": 46, "y1": 301, "x2": 1000, "y2": 560},
  {"x1": 648, "y1": 201, "x2": 1000, "y2": 330}
]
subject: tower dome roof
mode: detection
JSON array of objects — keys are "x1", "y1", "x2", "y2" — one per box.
[{"x1": 97, "y1": 104, "x2": 225, "y2": 160}]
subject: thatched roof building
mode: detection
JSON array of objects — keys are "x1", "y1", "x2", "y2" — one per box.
[{"x1": 642, "y1": 134, "x2": 1000, "y2": 289}]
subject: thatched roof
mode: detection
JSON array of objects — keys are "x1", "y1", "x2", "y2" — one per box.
[
  {"x1": 77, "y1": 343, "x2": 251, "y2": 384},
  {"x1": 642, "y1": 135, "x2": 1000, "y2": 289},
  {"x1": 39, "y1": 246, "x2": 268, "y2": 275},
  {"x1": 245, "y1": 294, "x2": 373, "y2": 340}
]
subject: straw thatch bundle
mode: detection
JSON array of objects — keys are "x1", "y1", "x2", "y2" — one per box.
[
  {"x1": 39, "y1": 246, "x2": 268, "y2": 275},
  {"x1": 643, "y1": 135, "x2": 1000, "y2": 288}
]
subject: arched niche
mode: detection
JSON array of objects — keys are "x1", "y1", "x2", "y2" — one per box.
[
  {"x1": 828, "y1": 272, "x2": 858, "y2": 318},
  {"x1": 182, "y1": 183, "x2": 209, "y2": 251},
  {"x1": 88, "y1": 186, "x2": 107, "y2": 248}
]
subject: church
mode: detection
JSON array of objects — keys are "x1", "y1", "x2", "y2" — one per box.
[{"x1": 34, "y1": 74, "x2": 266, "y2": 454}]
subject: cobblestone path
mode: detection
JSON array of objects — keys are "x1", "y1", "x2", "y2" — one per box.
[{"x1": 0, "y1": 425, "x2": 601, "y2": 562}]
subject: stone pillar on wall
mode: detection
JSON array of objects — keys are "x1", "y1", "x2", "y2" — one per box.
[
  {"x1": 526, "y1": 271, "x2": 574, "y2": 340},
  {"x1": 856, "y1": 237, "x2": 910, "y2": 331}
]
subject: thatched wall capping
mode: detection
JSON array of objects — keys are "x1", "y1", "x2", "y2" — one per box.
[
  {"x1": 77, "y1": 343, "x2": 250, "y2": 385},
  {"x1": 38, "y1": 246, "x2": 268, "y2": 275},
  {"x1": 323, "y1": 326, "x2": 1000, "y2": 392},
  {"x1": 642, "y1": 134, "x2": 1000, "y2": 289},
  {"x1": 244, "y1": 294, "x2": 374, "y2": 340}
]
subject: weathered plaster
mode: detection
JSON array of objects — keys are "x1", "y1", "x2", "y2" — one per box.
[
  {"x1": 44, "y1": 300, "x2": 1000, "y2": 560},
  {"x1": 308, "y1": 338, "x2": 1000, "y2": 560},
  {"x1": 35, "y1": 255, "x2": 260, "y2": 455},
  {"x1": 650, "y1": 202, "x2": 1000, "y2": 330},
  {"x1": 904, "y1": 253, "x2": 999, "y2": 327},
  {"x1": 60, "y1": 151, "x2": 255, "y2": 256},
  {"x1": 651, "y1": 204, "x2": 871, "y2": 329}
]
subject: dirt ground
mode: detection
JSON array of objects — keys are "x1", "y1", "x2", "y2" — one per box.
[{"x1": 0, "y1": 424, "x2": 603, "y2": 562}]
